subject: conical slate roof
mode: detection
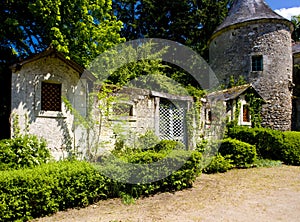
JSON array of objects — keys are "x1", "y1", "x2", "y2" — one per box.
[{"x1": 214, "y1": 0, "x2": 292, "y2": 33}]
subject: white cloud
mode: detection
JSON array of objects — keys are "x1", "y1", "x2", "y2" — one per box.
[{"x1": 275, "y1": 7, "x2": 300, "y2": 20}]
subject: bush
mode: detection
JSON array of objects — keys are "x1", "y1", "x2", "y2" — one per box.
[
  {"x1": 152, "y1": 140, "x2": 185, "y2": 153},
  {"x1": 97, "y1": 141, "x2": 202, "y2": 197},
  {"x1": 0, "y1": 161, "x2": 114, "y2": 221},
  {"x1": 219, "y1": 138, "x2": 257, "y2": 168},
  {"x1": 282, "y1": 131, "x2": 300, "y2": 165},
  {"x1": 0, "y1": 135, "x2": 51, "y2": 170},
  {"x1": 228, "y1": 126, "x2": 300, "y2": 165},
  {"x1": 203, "y1": 153, "x2": 233, "y2": 174},
  {"x1": 0, "y1": 140, "x2": 202, "y2": 221}
]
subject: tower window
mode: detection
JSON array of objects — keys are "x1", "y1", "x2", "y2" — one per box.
[
  {"x1": 252, "y1": 55, "x2": 263, "y2": 71},
  {"x1": 41, "y1": 82, "x2": 62, "y2": 111}
]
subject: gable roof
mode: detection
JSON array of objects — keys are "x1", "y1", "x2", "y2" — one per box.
[
  {"x1": 213, "y1": 0, "x2": 293, "y2": 34},
  {"x1": 10, "y1": 47, "x2": 96, "y2": 81},
  {"x1": 207, "y1": 84, "x2": 264, "y2": 102}
]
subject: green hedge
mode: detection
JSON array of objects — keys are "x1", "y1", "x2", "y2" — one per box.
[
  {"x1": 0, "y1": 161, "x2": 114, "y2": 221},
  {"x1": 227, "y1": 126, "x2": 300, "y2": 165},
  {"x1": 219, "y1": 138, "x2": 257, "y2": 167},
  {"x1": 0, "y1": 140, "x2": 202, "y2": 221}
]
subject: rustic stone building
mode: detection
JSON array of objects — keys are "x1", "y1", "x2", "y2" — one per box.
[
  {"x1": 209, "y1": 0, "x2": 294, "y2": 131},
  {"x1": 10, "y1": 48, "x2": 193, "y2": 159},
  {"x1": 10, "y1": 48, "x2": 95, "y2": 159}
]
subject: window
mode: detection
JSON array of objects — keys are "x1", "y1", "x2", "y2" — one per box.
[
  {"x1": 252, "y1": 55, "x2": 263, "y2": 71},
  {"x1": 113, "y1": 103, "x2": 134, "y2": 116},
  {"x1": 242, "y1": 104, "x2": 250, "y2": 122},
  {"x1": 41, "y1": 82, "x2": 62, "y2": 111}
]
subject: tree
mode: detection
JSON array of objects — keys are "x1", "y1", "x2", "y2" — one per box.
[
  {"x1": 1, "y1": 0, "x2": 124, "y2": 67},
  {"x1": 292, "y1": 15, "x2": 300, "y2": 42},
  {"x1": 113, "y1": 0, "x2": 232, "y2": 60},
  {"x1": 0, "y1": 0, "x2": 124, "y2": 139}
]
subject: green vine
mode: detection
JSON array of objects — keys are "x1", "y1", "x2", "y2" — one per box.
[{"x1": 245, "y1": 91, "x2": 264, "y2": 128}]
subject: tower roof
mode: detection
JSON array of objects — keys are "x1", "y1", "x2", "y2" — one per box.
[{"x1": 214, "y1": 0, "x2": 292, "y2": 33}]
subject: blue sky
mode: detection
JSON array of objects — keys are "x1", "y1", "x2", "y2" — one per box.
[
  {"x1": 265, "y1": 0, "x2": 300, "y2": 10},
  {"x1": 265, "y1": 0, "x2": 300, "y2": 20}
]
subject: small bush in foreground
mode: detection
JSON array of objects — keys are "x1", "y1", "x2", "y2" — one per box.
[
  {"x1": 0, "y1": 135, "x2": 50, "y2": 170},
  {"x1": 219, "y1": 138, "x2": 257, "y2": 168},
  {"x1": 203, "y1": 153, "x2": 233, "y2": 174}
]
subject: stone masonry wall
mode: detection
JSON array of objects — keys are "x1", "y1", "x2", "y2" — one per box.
[
  {"x1": 11, "y1": 56, "x2": 87, "y2": 159},
  {"x1": 209, "y1": 21, "x2": 293, "y2": 130}
]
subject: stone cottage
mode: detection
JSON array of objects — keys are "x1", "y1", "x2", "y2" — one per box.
[
  {"x1": 10, "y1": 48, "x2": 193, "y2": 159},
  {"x1": 204, "y1": 84, "x2": 264, "y2": 128},
  {"x1": 10, "y1": 47, "x2": 96, "y2": 159}
]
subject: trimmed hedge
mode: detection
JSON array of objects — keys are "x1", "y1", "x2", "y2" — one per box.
[
  {"x1": 0, "y1": 161, "x2": 114, "y2": 221},
  {"x1": 219, "y1": 138, "x2": 257, "y2": 167},
  {"x1": 228, "y1": 126, "x2": 300, "y2": 165},
  {"x1": 0, "y1": 141, "x2": 202, "y2": 221}
]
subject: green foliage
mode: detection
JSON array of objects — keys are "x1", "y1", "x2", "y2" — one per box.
[
  {"x1": 0, "y1": 161, "x2": 115, "y2": 221},
  {"x1": 136, "y1": 130, "x2": 160, "y2": 150},
  {"x1": 292, "y1": 14, "x2": 300, "y2": 42},
  {"x1": 203, "y1": 153, "x2": 233, "y2": 174},
  {"x1": 113, "y1": 0, "x2": 231, "y2": 60},
  {"x1": 282, "y1": 131, "x2": 300, "y2": 165},
  {"x1": 227, "y1": 126, "x2": 300, "y2": 166},
  {"x1": 152, "y1": 140, "x2": 185, "y2": 153},
  {"x1": 219, "y1": 138, "x2": 257, "y2": 168},
  {"x1": 0, "y1": 141, "x2": 202, "y2": 220},
  {"x1": 97, "y1": 141, "x2": 202, "y2": 197},
  {"x1": 252, "y1": 159, "x2": 282, "y2": 168},
  {"x1": 0, "y1": 135, "x2": 50, "y2": 171},
  {"x1": 1, "y1": 0, "x2": 124, "y2": 67}
]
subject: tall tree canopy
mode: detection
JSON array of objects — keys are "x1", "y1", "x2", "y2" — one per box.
[
  {"x1": 112, "y1": 0, "x2": 232, "y2": 60},
  {"x1": 1, "y1": 0, "x2": 124, "y2": 67},
  {"x1": 292, "y1": 15, "x2": 300, "y2": 42}
]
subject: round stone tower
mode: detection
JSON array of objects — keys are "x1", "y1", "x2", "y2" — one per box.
[{"x1": 209, "y1": 0, "x2": 294, "y2": 131}]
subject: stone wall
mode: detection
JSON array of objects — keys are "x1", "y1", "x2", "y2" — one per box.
[
  {"x1": 209, "y1": 21, "x2": 293, "y2": 130},
  {"x1": 11, "y1": 56, "x2": 88, "y2": 159}
]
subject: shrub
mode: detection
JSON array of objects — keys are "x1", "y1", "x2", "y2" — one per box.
[
  {"x1": 0, "y1": 161, "x2": 114, "y2": 221},
  {"x1": 203, "y1": 153, "x2": 233, "y2": 174},
  {"x1": 282, "y1": 131, "x2": 300, "y2": 165},
  {"x1": 228, "y1": 126, "x2": 300, "y2": 165},
  {"x1": 219, "y1": 138, "x2": 257, "y2": 168},
  {"x1": 152, "y1": 140, "x2": 185, "y2": 153},
  {"x1": 0, "y1": 135, "x2": 51, "y2": 170},
  {"x1": 0, "y1": 141, "x2": 203, "y2": 221},
  {"x1": 97, "y1": 141, "x2": 202, "y2": 197}
]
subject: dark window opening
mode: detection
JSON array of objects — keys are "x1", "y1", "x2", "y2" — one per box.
[
  {"x1": 41, "y1": 82, "x2": 62, "y2": 111},
  {"x1": 243, "y1": 104, "x2": 250, "y2": 122},
  {"x1": 252, "y1": 55, "x2": 263, "y2": 71}
]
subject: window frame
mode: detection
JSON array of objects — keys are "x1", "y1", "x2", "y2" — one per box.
[
  {"x1": 251, "y1": 55, "x2": 263, "y2": 72},
  {"x1": 41, "y1": 81, "x2": 62, "y2": 112}
]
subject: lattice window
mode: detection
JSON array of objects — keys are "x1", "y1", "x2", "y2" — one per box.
[
  {"x1": 41, "y1": 82, "x2": 62, "y2": 111},
  {"x1": 159, "y1": 99, "x2": 186, "y2": 144}
]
